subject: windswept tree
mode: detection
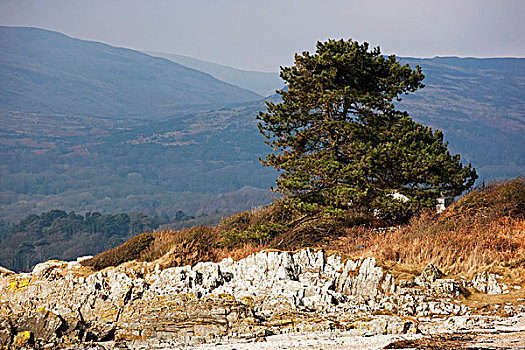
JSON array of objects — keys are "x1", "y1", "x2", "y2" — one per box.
[{"x1": 257, "y1": 39, "x2": 477, "y2": 221}]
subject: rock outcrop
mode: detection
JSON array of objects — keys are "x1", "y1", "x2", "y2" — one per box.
[
  {"x1": 471, "y1": 271, "x2": 510, "y2": 294},
  {"x1": 1, "y1": 249, "x2": 523, "y2": 349}
]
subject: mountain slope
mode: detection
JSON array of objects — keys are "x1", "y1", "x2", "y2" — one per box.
[
  {"x1": 0, "y1": 100, "x2": 276, "y2": 222},
  {"x1": 0, "y1": 35, "x2": 523, "y2": 224},
  {"x1": 0, "y1": 26, "x2": 262, "y2": 118},
  {"x1": 141, "y1": 52, "x2": 525, "y2": 178},
  {"x1": 146, "y1": 51, "x2": 284, "y2": 97},
  {"x1": 399, "y1": 57, "x2": 525, "y2": 180}
]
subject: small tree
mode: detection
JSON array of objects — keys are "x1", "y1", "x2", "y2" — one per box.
[{"x1": 257, "y1": 39, "x2": 477, "y2": 221}]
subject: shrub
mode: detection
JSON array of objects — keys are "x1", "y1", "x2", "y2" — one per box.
[
  {"x1": 333, "y1": 179, "x2": 525, "y2": 273},
  {"x1": 81, "y1": 232, "x2": 155, "y2": 271},
  {"x1": 454, "y1": 178, "x2": 525, "y2": 218},
  {"x1": 218, "y1": 200, "x2": 293, "y2": 247}
]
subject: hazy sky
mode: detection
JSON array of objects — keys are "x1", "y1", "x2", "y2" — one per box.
[{"x1": 1, "y1": 0, "x2": 524, "y2": 72}]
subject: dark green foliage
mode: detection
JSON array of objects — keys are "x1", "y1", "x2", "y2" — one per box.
[
  {"x1": 258, "y1": 39, "x2": 478, "y2": 222},
  {"x1": 216, "y1": 198, "x2": 365, "y2": 251},
  {"x1": 0, "y1": 220, "x2": 10, "y2": 241},
  {"x1": 0, "y1": 209, "x2": 193, "y2": 272},
  {"x1": 81, "y1": 232, "x2": 155, "y2": 271}
]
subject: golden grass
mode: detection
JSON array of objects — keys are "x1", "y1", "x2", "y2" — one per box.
[
  {"x1": 83, "y1": 178, "x2": 525, "y2": 276},
  {"x1": 141, "y1": 226, "x2": 220, "y2": 268},
  {"x1": 81, "y1": 232, "x2": 155, "y2": 270},
  {"x1": 338, "y1": 215, "x2": 525, "y2": 274},
  {"x1": 330, "y1": 178, "x2": 525, "y2": 275}
]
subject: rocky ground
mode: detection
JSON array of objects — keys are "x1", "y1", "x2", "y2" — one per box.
[
  {"x1": 192, "y1": 331, "x2": 525, "y2": 350},
  {"x1": 1, "y1": 249, "x2": 525, "y2": 349}
]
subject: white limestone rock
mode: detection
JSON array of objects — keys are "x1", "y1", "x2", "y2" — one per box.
[
  {"x1": 471, "y1": 272, "x2": 509, "y2": 294},
  {"x1": 0, "y1": 266, "x2": 15, "y2": 278}
]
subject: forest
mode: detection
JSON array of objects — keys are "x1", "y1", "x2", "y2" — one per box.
[{"x1": 0, "y1": 209, "x2": 194, "y2": 272}]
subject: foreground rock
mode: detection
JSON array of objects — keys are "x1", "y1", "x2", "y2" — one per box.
[{"x1": 1, "y1": 249, "x2": 524, "y2": 349}]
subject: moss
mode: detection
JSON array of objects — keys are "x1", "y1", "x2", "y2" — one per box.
[
  {"x1": 13, "y1": 331, "x2": 34, "y2": 347},
  {"x1": 241, "y1": 296, "x2": 255, "y2": 307},
  {"x1": 218, "y1": 293, "x2": 235, "y2": 301}
]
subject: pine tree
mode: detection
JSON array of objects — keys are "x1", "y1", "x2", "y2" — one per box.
[{"x1": 257, "y1": 39, "x2": 477, "y2": 221}]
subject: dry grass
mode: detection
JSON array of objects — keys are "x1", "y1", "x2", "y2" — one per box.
[
  {"x1": 338, "y1": 215, "x2": 525, "y2": 274},
  {"x1": 81, "y1": 232, "x2": 155, "y2": 271},
  {"x1": 213, "y1": 241, "x2": 267, "y2": 262},
  {"x1": 82, "y1": 178, "x2": 525, "y2": 276},
  {"x1": 142, "y1": 226, "x2": 221, "y2": 268},
  {"x1": 332, "y1": 178, "x2": 525, "y2": 274}
]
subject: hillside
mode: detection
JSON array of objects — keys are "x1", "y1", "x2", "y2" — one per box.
[
  {"x1": 81, "y1": 178, "x2": 525, "y2": 274},
  {"x1": 1, "y1": 179, "x2": 524, "y2": 349},
  {"x1": 0, "y1": 26, "x2": 262, "y2": 118},
  {"x1": 0, "y1": 101, "x2": 276, "y2": 222},
  {"x1": 0, "y1": 31, "x2": 523, "y2": 226},
  {"x1": 144, "y1": 53, "x2": 525, "y2": 179},
  {"x1": 146, "y1": 51, "x2": 284, "y2": 96},
  {"x1": 400, "y1": 57, "x2": 525, "y2": 180}
]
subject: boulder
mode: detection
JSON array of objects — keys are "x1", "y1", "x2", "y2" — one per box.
[
  {"x1": 415, "y1": 263, "x2": 444, "y2": 285},
  {"x1": 0, "y1": 266, "x2": 15, "y2": 278},
  {"x1": 3, "y1": 248, "x2": 521, "y2": 349}
]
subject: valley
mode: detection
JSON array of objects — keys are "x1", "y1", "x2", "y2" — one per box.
[{"x1": 0, "y1": 26, "x2": 523, "y2": 232}]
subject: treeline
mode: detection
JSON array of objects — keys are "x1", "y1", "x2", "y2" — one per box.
[{"x1": 0, "y1": 209, "x2": 193, "y2": 272}]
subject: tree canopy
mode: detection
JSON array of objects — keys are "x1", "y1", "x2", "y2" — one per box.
[
  {"x1": 0, "y1": 210, "x2": 195, "y2": 272},
  {"x1": 257, "y1": 39, "x2": 477, "y2": 221}
]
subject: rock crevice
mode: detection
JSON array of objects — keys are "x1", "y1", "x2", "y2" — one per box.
[{"x1": 0, "y1": 249, "x2": 522, "y2": 349}]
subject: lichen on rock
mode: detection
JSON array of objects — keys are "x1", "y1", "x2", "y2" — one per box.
[{"x1": 0, "y1": 249, "x2": 523, "y2": 349}]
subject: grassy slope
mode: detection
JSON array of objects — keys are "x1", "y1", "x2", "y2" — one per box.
[{"x1": 82, "y1": 179, "x2": 525, "y2": 283}]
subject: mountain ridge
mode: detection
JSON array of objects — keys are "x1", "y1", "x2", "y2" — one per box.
[
  {"x1": 0, "y1": 27, "x2": 523, "y2": 225},
  {"x1": 0, "y1": 26, "x2": 262, "y2": 119},
  {"x1": 145, "y1": 50, "x2": 284, "y2": 97}
]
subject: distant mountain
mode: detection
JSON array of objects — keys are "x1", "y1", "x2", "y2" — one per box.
[
  {"x1": 0, "y1": 26, "x2": 262, "y2": 118},
  {"x1": 0, "y1": 31, "x2": 523, "y2": 224},
  {"x1": 399, "y1": 57, "x2": 525, "y2": 180},
  {"x1": 146, "y1": 51, "x2": 284, "y2": 97},
  {"x1": 0, "y1": 99, "x2": 276, "y2": 222}
]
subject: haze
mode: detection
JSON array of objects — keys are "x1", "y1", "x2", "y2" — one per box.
[{"x1": 1, "y1": 0, "x2": 524, "y2": 72}]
